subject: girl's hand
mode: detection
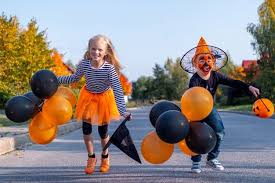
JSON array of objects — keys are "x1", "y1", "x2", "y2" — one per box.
[
  {"x1": 123, "y1": 112, "x2": 132, "y2": 121},
  {"x1": 249, "y1": 85, "x2": 260, "y2": 98}
]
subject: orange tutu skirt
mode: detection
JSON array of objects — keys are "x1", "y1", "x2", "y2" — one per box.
[{"x1": 75, "y1": 86, "x2": 121, "y2": 125}]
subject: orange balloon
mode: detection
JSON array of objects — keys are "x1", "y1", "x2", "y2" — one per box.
[
  {"x1": 29, "y1": 113, "x2": 57, "y2": 145},
  {"x1": 181, "y1": 87, "x2": 213, "y2": 121},
  {"x1": 141, "y1": 131, "x2": 174, "y2": 164},
  {"x1": 54, "y1": 86, "x2": 77, "y2": 108},
  {"x1": 42, "y1": 96, "x2": 73, "y2": 125},
  {"x1": 178, "y1": 139, "x2": 197, "y2": 156},
  {"x1": 252, "y1": 98, "x2": 274, "y2": 118}
]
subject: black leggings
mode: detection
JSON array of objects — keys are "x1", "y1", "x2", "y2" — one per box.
[{"x1": 82, "y1": 122, "x2": 108, "y2": 139}]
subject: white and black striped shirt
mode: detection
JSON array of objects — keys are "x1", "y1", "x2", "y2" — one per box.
[{"x1": 57, "y1": 60, "x2": 126, "y2": 116}]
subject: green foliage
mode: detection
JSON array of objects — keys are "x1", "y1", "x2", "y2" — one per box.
[
  {"x1": 247, "y1": 3, "x2": 275, "y2": 101},
  {"x1": 220, "y1": 52, "x2": 236, "y2": 76},
  {"x1": 0, "y1": 14, "x2": 54, "y2": 98},
  {"x1": 132, "y1": 57, "x2": 189, "y2": 101}
]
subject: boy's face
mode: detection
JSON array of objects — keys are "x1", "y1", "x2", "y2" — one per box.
[{"x1": 195, "y1": 53, "x2": 215, "y2": 75}]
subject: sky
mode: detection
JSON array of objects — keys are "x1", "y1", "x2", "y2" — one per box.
[{"x1": 1, "y1": 0, "x2": 263, "y2": 81}]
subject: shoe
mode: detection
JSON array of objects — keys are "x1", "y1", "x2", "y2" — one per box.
[
  {"x1": 100, "y1": 156, "x2": 110, "y2": 173},
  {"x1": 85, "y1": 157, "x2": 97, "y2": 174},
  {"x1": 206, "y1": 159, "x2": 224, "y2": 171},
  {"x1": 191, "y1": 162, "x2": 202, "y2": 174}
]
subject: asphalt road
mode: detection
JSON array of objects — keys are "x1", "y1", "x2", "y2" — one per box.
[{"x1": 0, "y1": 106, "x2": 275, "y2": 183}]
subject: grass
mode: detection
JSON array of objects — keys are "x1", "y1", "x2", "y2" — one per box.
[
  {"x1": 219, "y1": 104, "x2": 252, "y2": 112},
  {"x1": 0, "y1": 114, "x2": 28, "y2": 127}
]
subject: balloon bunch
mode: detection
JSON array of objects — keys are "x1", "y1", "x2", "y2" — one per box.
[
  {"x1": 141, "y1": 87, "x2": 217, "y2": 164},
  {"x1": 5, "y1": 70, "x2": 76, "y2": 145}
]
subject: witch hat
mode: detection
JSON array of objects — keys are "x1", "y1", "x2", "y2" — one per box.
[
  {"x1": 180, "y1": 37, "x2": 228, "y2": 73},
  {"x1": 103, "y1": 115, "x2": 142, "y2": 164}
]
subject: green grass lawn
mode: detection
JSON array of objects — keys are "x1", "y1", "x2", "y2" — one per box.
[
  {"x1": 0, "y1": 114, "x2": 28, "y2": 127},
  {"x1": 219, "y1": 104, "x2": 252, "y2": 112}
]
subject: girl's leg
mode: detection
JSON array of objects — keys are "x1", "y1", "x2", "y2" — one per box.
[
  {"x1": 98, "y1": 124, "x2": 110, "y2": 173},
  {"x1": 82, "y1": 121, "x2": 94, "y2": 155},
  {"x1": 98, "y1": 124, "x2": 109, "y2": 155},
  {"x1": 82, "y1": 121, "x2": 97, "y2": 174}
]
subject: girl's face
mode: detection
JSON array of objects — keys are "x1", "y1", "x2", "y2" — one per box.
[
  {"x1": 195, "y1": 53, "x2": 215, "y2": 75},
  {"x1": 89, "y1": 39, "x2": 107, "y2": 62}
]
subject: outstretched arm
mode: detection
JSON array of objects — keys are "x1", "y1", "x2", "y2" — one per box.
[
  {"x1": 57, "y1": 61, "x2": 84, "y2": 84},
  {"x1": 109, "y1": 66, "x2": 131, "y2": 119},
  {"x1": 217, "y1": 72, "x2": 260, "y2": 98}
]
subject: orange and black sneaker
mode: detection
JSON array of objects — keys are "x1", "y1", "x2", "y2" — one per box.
[
  {"x1": 85, "y1": 157, "x2": 97, "y2": 174},
  {"x1": 100, "y1": 156, "x2": 110, "y2": 173}
]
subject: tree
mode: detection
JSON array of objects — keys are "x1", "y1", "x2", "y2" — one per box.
[
  {"x1": 164, "y1": 58, "x2": 189, "y2": 100},
  {"x1": 152, "y1": 63, "x2": 168, "y2": 99},
  {"x1": 217, "y1": 52, "x2": 254, "y2": 105},
  {"x1": 132, "y1": 76, "x2": 154, "y2": 101},
  {"x1": 247, "y1": 0, "x2": 275, "y2": 100},
  {"x1": 258, "y1": 0, "x2": 275, "y2": 26},
  {"x1": 0, "y1": 14, "x2": 54, "y2": 98},
  {"x1": 132, "y1": 58, "x2": 189, "y2": 101},
  {"x1": 51, "y1": 50, "x2": 74, "y2": 76}
]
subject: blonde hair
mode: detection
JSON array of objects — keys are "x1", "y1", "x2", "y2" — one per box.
[{"x1": 84, "y1": 34, "x2": 122, "y2": 74}]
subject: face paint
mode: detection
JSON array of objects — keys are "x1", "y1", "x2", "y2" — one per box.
[{"x1": 196, "y1": 54, "x2": 215, "y2": 75}]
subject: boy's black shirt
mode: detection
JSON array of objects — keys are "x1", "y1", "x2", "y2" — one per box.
[{"x1": 189, "y1": 71, "x2": 249, "y2": 97}]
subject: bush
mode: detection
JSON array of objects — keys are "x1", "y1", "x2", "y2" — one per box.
[{"x1": 0, "y1": 92, "x2": 11, "y2": 109}]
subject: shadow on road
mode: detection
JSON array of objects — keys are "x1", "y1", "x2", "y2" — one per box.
[{"x1": 1, "y1": 165, "x2": 275, "y2": 183}]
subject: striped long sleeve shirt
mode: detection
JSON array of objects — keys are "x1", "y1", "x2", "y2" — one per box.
[{"x1": 57, "y1": 60, "x2": 126, "y2": 116}]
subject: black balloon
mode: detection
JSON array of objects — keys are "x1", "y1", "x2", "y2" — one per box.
[
  {"x1": 23, "y1": 91, "x2": 44, "y2": 117},
  {"x1": 149, "y1": 100, "x2": 181, "y2": 127},
  {"x1": 155, "y1": 110, "x2": 189, "y2": 144},
  {"x1": 185, "y1": 122, "x2": 217, "y2": 154},
  {"x1": 30, "y1": 70, "x2": 58, "y2": 99},
  {"x1": 5, "y1": 96, "x2": 37, "y2": 123},
  {"x1": 24, "y1": 91, "x2": 44, "y2": 106}
]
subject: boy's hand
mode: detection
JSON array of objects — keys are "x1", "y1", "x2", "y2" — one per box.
[
  {"x1": 249, "y1": 85, "x2": 260, "y2": 98},
  {"x1": 123, "y1": 112, "x2": 132, "y2": 121}
]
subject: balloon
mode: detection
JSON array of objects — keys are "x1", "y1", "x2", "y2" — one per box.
[
  {"x1": 178, "y1": 139, "x2": 197, "y2": 156},
  {"x1": 42, "y1": 96, "x2": 72, "y2": 125},
  {"x1": 185, "y1": 122, "x2": 217, "y2": 154},
  {"x1": 23, "y1": 91, "x2": 44, "y2": 117},
  {"x1": 29, "y1": 112, "x2": 57, "y2": 145},
  {"x1": 155, "y1": 110, "x2": 189, "y2": 144},
  {"x1": 30, "y1": 70, "x2": 58, "y2": 99},
  {"x1": 141, "y1": 131, "x2": 174, "y2": 164},
  {"x1": 252, "y1": 98, "x2": 274, "y2": 118},
  {"x1": 181, "y1": 87, "x2": 213, "y2": 121},
  {"x1": 5, "y1": 96, "x2": 38, "y2": 123},
  {"x1": 149, "y1": 100, "x2": 181, "y2": 127},
  {"x1": 54, "y1": 86, "x2": 77, "y2": 107},
  {"x1": 24, "y1": 91, "x2": 44, "y2": 107}
]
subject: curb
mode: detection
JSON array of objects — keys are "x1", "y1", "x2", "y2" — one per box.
[{"x1": 0, "y1": 120, "x2": 81, "y2": 155}]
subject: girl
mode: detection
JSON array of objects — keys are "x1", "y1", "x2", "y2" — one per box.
[
  {"x1": 57, "y1": 35, "x2": 131, "y2": 174},
  {"x1": 180, "y1": 37, "x2": 260, "y2": 173}
]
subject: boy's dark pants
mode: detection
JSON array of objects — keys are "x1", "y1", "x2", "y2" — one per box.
[{"x1": 191, "y1": 108, "x2": 225, "y2": 162}]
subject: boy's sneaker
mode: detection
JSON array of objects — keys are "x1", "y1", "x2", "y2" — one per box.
[
  {"x1": 206, "y1": 159, "x2": 224, "y2": 171},
  {"x1": 191, "y1": 162, "x2": 202, "y2": 174},
  {"x1": 85, "y1": 157, "x2": 97, "y2": 174}
]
